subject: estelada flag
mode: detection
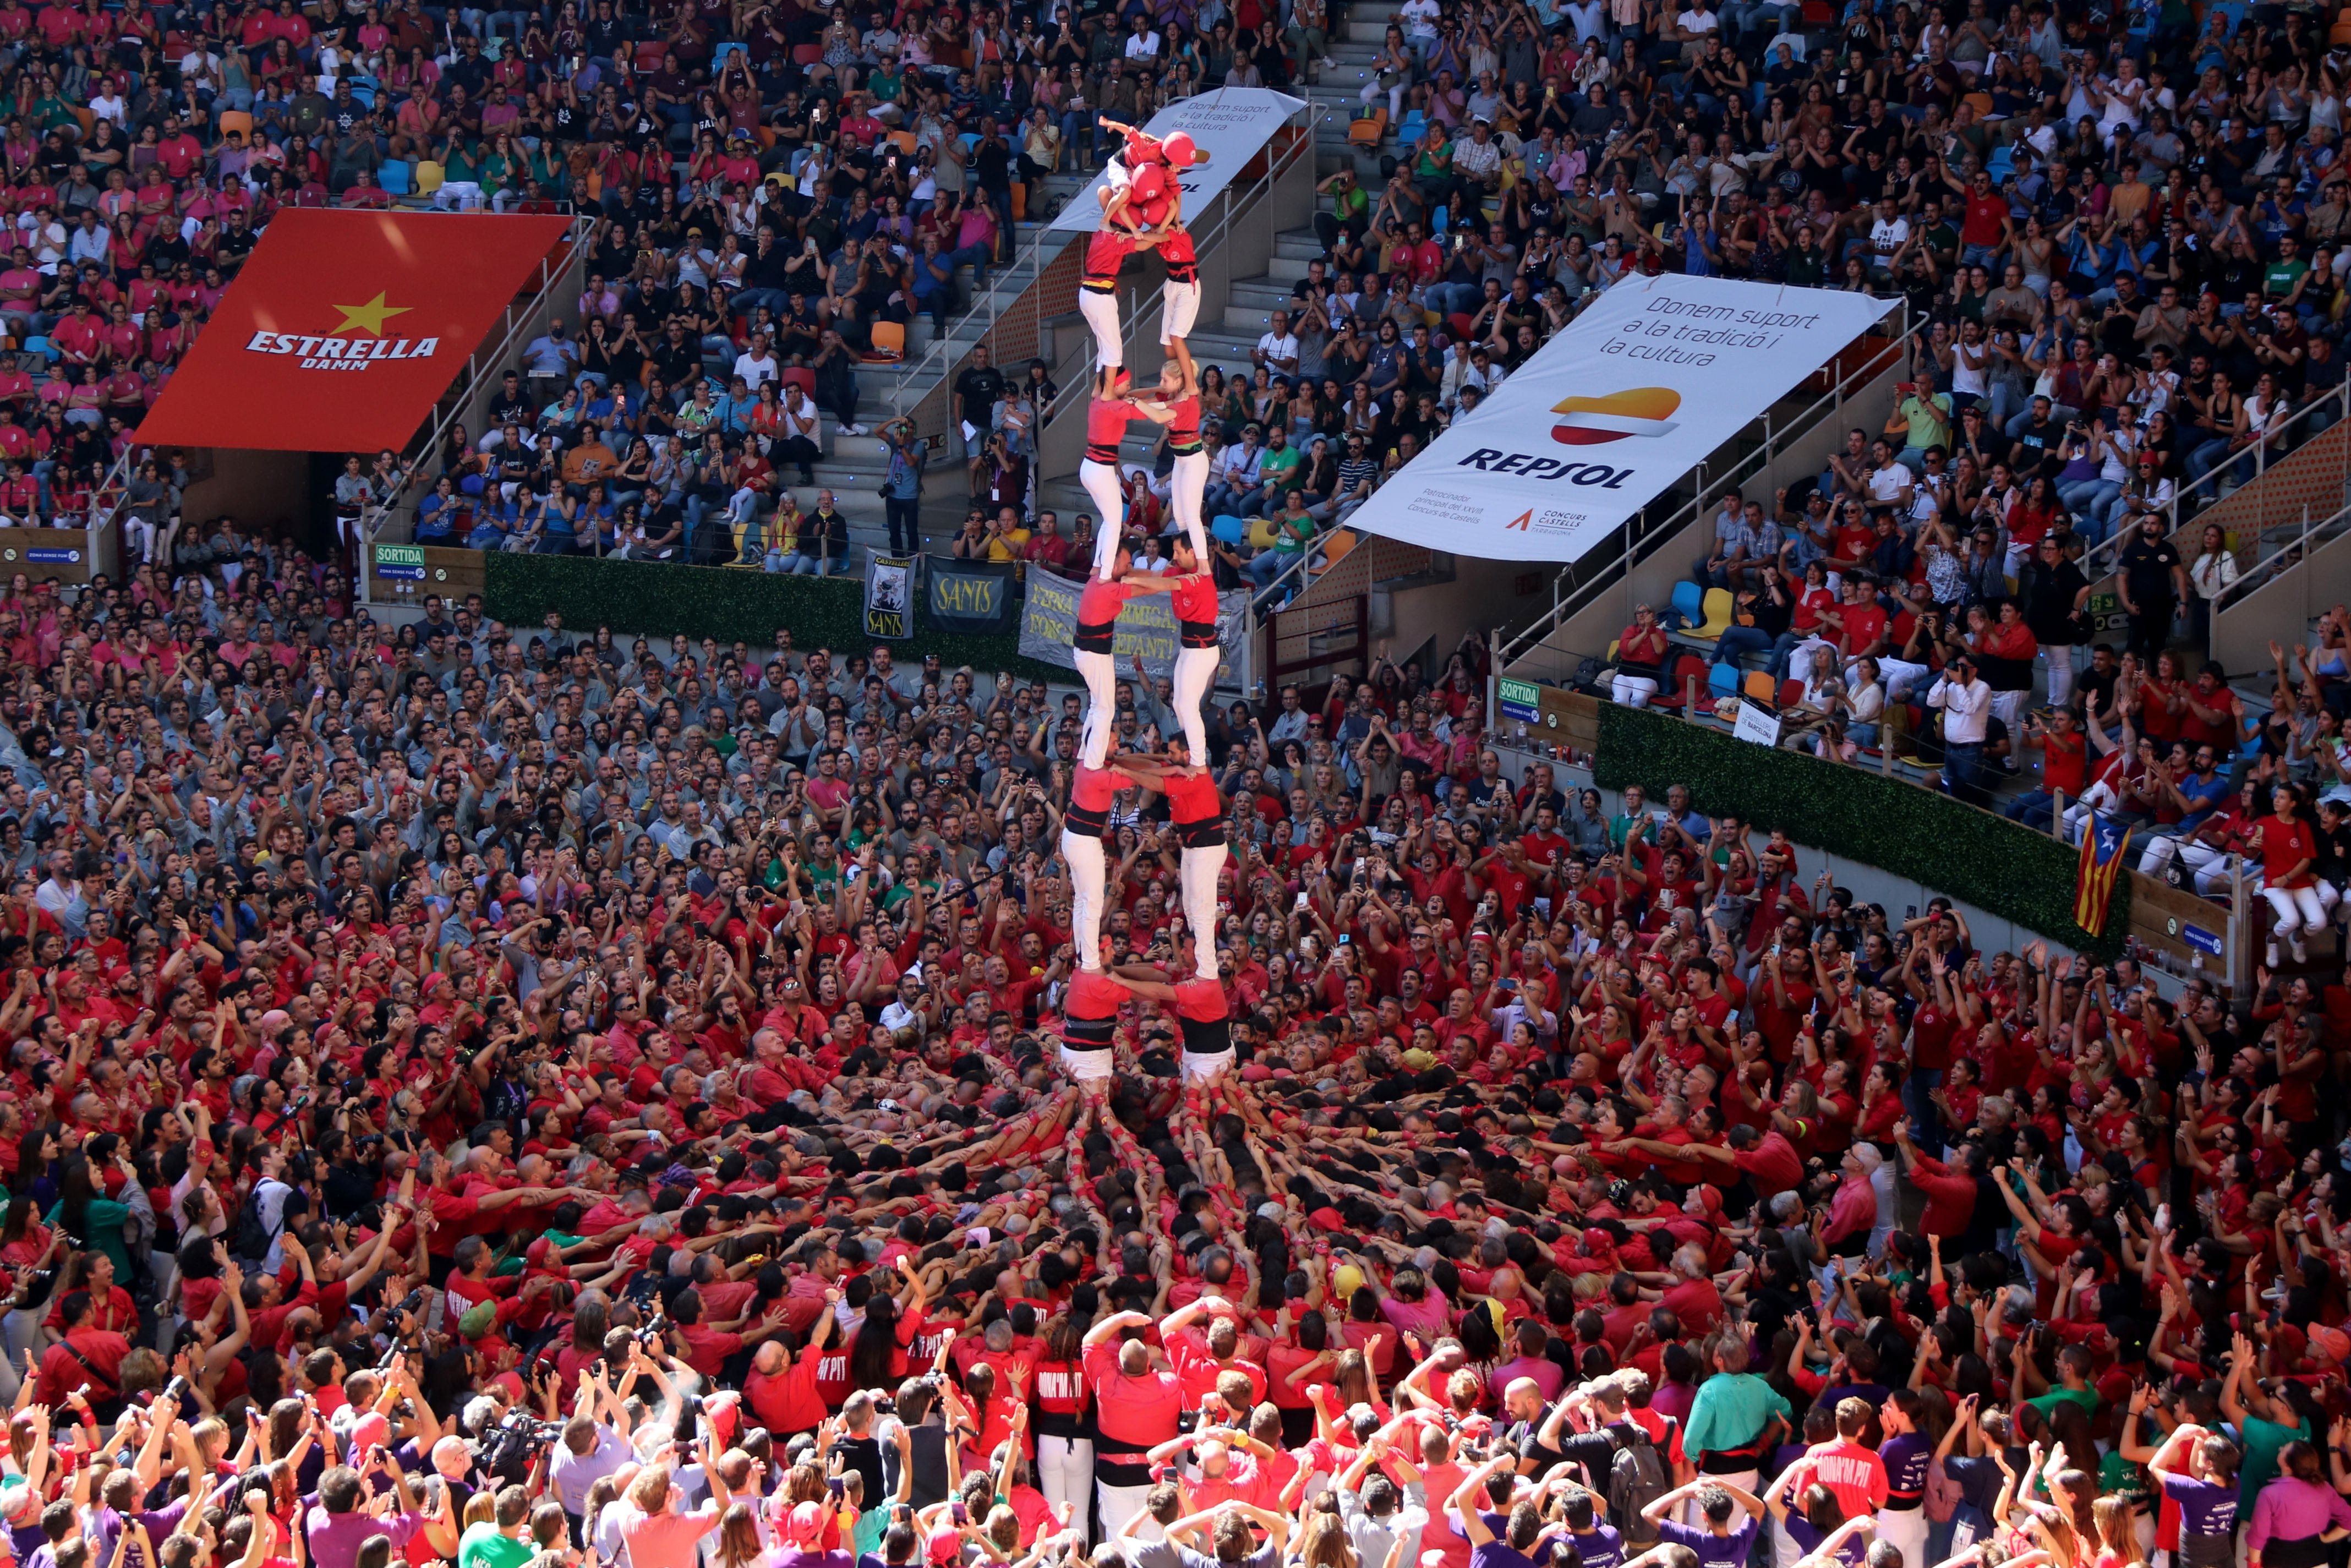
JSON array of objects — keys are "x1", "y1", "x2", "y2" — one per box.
[
  {"x1": 2075, "y1": 811, "x2": 2133, "y2": 935},
  {"x1": 139, "y1": 208, "x2": 573, "y2": 454}
]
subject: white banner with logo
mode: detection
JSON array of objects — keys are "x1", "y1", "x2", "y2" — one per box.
[
  {"x1": 1049, "y1": 88, "x2": 1308, "y2": 232},
  {"x1": 1345, "y1": 277, "x2": 1898, "y2": 562}
]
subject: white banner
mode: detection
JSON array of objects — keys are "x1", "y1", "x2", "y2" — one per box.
[
  {"x1": 1049, "y1": 88, "x2": 1308, "y2": 232},
  {"x1": 1346, "y1": 277, "x2": 1899, "y2": 562},
  {"x1": 865, "y1": 555, "x2": 912, "y2": 640}
]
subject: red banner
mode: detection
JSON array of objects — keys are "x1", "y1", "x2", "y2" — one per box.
[{"x1": 139, "y1": 209, "x2": 573, "y2": 454}]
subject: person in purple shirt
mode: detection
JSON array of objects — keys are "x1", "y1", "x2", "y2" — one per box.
[
  {"x1": 83, "y1": 1470, "x2": 193, "y2": 1568},
  {"x1": 304, "y1": 1463, "x2": 429, "y2": 1568},
  {"x1": 2148, "y1": 1422, "x2": 2244, "y2": 1568},
  {"x1": 1645, "y1": 1477, "x2": 1769, "y2": 1568},
  {"x1": 2248, "y1": 1442, "x2": 2351, "y2": 1568}
]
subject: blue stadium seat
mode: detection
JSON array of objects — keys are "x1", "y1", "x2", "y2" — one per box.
[
  {"x1": 1670, "y1": 578, "x2": 1704, "y2": 627},
  {"x1": 380, "y1": 161, "x2": 413, "y2": 195},
  {"x1": 1211, "y1": 515, "x2": 1246, "y2": 544}
]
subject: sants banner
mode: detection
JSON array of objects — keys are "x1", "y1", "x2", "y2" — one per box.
[
  {"x1": 139, "y1": 209, "x2": 574, "y2": 454},
  {"x1": 1343, "y1": 277, "x2": 1899, "y2": 562},
  {"x1": 1048, "y1": 88, "x2": 1306, "y2": 233}
]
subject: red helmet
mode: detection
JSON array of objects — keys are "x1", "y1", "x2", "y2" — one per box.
[
  {"x1": 1137, "y1": 193, "x2": 1174, "y2": 228},
  {"x1": 1130, "y1": 162, "x2": 1168, "y2": 203},
  {"x1": 1162, "y1": 131, "x2": 1204, "y2": 167}
]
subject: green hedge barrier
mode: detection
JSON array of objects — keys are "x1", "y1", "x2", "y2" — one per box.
[
  {"x1": 482, "y1": 553, "x2": 1067, "y2": 683},
  {"x1": 1591, "y1": 702, "x2": 2125, "y2": 959}
]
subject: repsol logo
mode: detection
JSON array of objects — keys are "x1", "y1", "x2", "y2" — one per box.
[{"x1": 1458, "y1": 449, "x2": 1634, "y2": 486}]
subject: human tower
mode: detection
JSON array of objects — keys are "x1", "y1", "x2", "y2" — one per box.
[{"x1": 1054, "y1": 123, "x2": 1235, "y2": 1092}]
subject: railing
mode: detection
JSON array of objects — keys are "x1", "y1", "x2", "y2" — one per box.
[
  {"x1": 2077, "y1": 377, "x2": 2351, "y2": 587},
  {"x1": 354, "y1": 212, "x2": 595, "y2": 600},
  {"x1": 82, "y1": 445, "x2": 136, "y2": 565},
  {"x1": 1496, "y1": 303, "x2": 1913, "y2": 679},
  {"x1": 885, "y1": 222, "x2": 1079, "y2": 421},
  {"x1": 1505, "y1": 666, "x2": 2252, "y2": 987},
  {"x1": 2213, "y1": 499, "x2": 2351, "y2": 612}
]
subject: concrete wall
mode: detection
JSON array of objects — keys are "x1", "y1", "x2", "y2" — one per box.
[
  {"x1": 179, "y1": 449, "x2": 311, "y2": 535},
  {"x1": 2211, "y1": 517, "x2": 2351, "y2": 674},
  {"x1": 1385, "y1": 554, "x2": 1547, "y2": 666}
]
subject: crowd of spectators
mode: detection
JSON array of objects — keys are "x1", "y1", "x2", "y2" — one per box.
[
  {"x1": 2, "y1": 14, "x2": 2351, "y2": 1568},
  {"x1": 2, "y1": 512, "x2": 2349, "y2": 1568}
]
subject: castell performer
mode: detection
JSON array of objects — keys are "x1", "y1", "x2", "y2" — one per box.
[{"x1": 1109, "y1": 741, "x2": 1227, "y2": 981}]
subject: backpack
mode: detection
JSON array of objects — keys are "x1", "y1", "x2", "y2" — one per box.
[
  {"x1": 230, "y1": 1184, "x2": 279, "y2": 1265},
  {"x1": 1608, "y1": 1429, "x2": 1671, "y2": 1546}
]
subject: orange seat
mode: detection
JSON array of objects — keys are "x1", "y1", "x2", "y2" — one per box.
[
  {"x1": 1348, "y1": 110, "x2": 1387, "y2": 147},
  {"x1": 861, "y1": 320, "x2": 907, "y2": 362},
  {"x1": 1741, "y1": 670, "x2": 1776, "y2": 704},
  {"x1": 1313, "y1": 529, "x2": 1356, "y2": 571},
  {"x1": 1011, "y1": 182, "x2": 1026, "y2": 220},
  {"x1": 217, "y1": 109, "x2": 255, "y2": 140},
  {"x1": 890, "y1": 130, "x2": 918, "y2": 156}
]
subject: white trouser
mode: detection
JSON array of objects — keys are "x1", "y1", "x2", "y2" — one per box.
[
  {"x1": 2266, "y1": 880, "x2": 2334, "y2": 939},
  {"x1": 1035, "y1": 1436, "x2": 1095, "y2": 1542},
  {"x1": 1060, "y1": 1042, "x2": 1114, "y2": 1081},
  {"x1": 1171, "y1": 449, "x2": 1210, "y2": 563},
  {"x1": 2043, "y1": 646, "x2": 2075, "y2": 708},
  {"x1": 1173, "y1": 644, "x2": 1219, "y2": 766},
  {"x1": 1081, "y1": 458, "x2": 1125, "y2": 578},
  {"x1": 1076, "y1": 649, "x2": 1117, "y2": 768},
  {"x1": 1063, "y1": 827, "x2": 1108, "y2": 971},
  {"x1": 1079, "y1": 288, "x2": 1123, "y2": 368},
  {"x1": 1179, "y1": 842, "x2": 1227, "y2": 979},
  {"x1": 1097, "y1": 1483, "x2": 1153, "y2": 1542},
  {"x1": 1876, "y1": 1507, "x2": 1927, "y2": 1568},
  {"x1": 1161, "y1": 278, "x2": 1200, "y2": 344},
  {"x1": 1988, "y1": 687, "x2": 2027, "y2": 733},
  {"x1": 1611, "y1": 674, "x2": 1658, "y2": 707},
  {"x1": 1181, "y1": 1048, "x2": 1236, "y2": 1083},
  {"x1": 2140, "y1": 834, "x2": 2231, "y2": 895}
]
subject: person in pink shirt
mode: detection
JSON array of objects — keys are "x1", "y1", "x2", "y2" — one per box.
[{"x1": 621, "y1": 1447, "x2": 732, "y2": 1568}]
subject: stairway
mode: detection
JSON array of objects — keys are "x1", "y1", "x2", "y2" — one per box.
[{"x1": 776, "y1": 166, "x2": 1097, "y2": 555}]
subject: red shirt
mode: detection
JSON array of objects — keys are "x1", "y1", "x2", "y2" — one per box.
[
  {"x1": 1081, "y1": 1338, "x2": 1183, "y2": 1452},
  {"x1": 1961, "y1": 190, "x2": 2010, "y2": 247}
]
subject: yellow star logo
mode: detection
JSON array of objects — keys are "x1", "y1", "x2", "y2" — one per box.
[{"x1": 327, "y1": 292, "x2": 411, "y2": 337}]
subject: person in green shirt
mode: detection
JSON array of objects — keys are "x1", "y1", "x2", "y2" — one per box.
[
  {"x1": 2022, "y1": 1338, "x2": 2102, "y2": 1422},
  {"x1": 1680, "y1": 1337, "x2": 1793, "y2": 1475},
  {"x1": 2222, "y1": 1328, "x2": 2319, "y2": 1506},
  {"x1": 48, "y1": 1152, "x2": 133, "y2": 1285},
  {"x1": 458, "y1": 1489, "x2": 534, "y2": 1568},
  {"x1": 2266, "y1": 234, "x2": 2312, "y2": 301},
  {"x1": 1255, "y1": 428, "x2": 1305, "y2": 496},
  {"x1": 1884, "y1": 381, "x2": 1954, "y2": 471}
]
